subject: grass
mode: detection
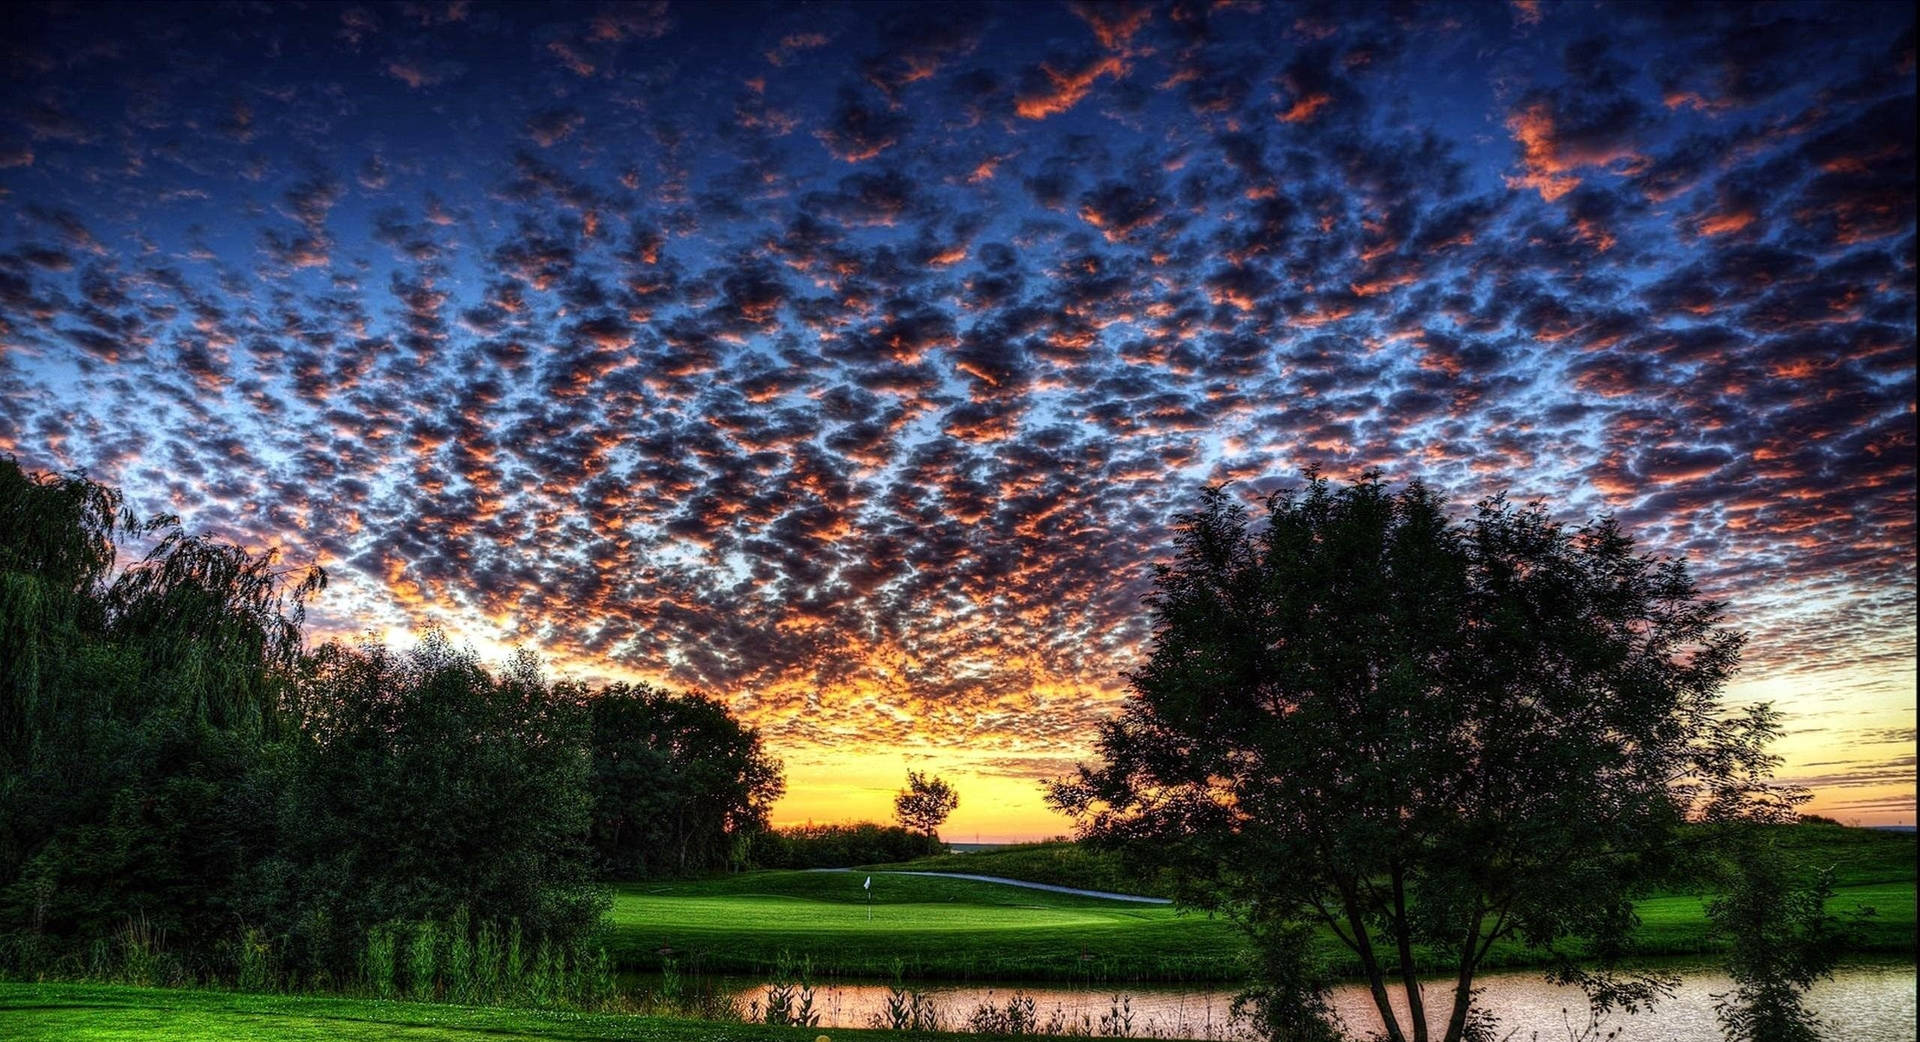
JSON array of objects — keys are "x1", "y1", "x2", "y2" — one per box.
[
  {"x1": 607, "y1": 826, "x2": 1915, "y2": 983},
  {"x1": 879, "y1": 823, "x2": 1916, "y2": 900},
  {"x1": 607, "y1": 871, "x2": 1245, "y2": 982},
  {"x1": 0, "y1": 981, "x2": 970, "y2": 1041},
  {"x1": 869, "y1": 843, "x2": 1177, "y2": 900}
]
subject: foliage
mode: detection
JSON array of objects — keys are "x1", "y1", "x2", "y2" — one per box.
[
  {"x1": 753, "y1": 949, "x2": 818, "y2": 1027},
  {"x1": 277, "y1": 634, "x2": 606, "y2": 976},
  {"x1": 894, "y1": 770, "x2": 960, "y2": 840},
  {"x1": 750, "y1": 822, "x2": 942, "y2": 869},
  {"x1": 587, "y1": 683, "x2": 783, "y2": 879},
  {"x1": 0, "y1": 460, "x2": 772, "y2": 1002},
  {"x1": 876, "y1": 957, "x2": 943, "y2": 1030},
  {"x1": 1048, "y1": 472, "x2": 1794, "y2": 1042},
  {"x1": 0, "y1": 458, "x2": 323, "y2": 977},
  {"x1": 965, "y1": 990, "x2": 1038, "y2": 1034},
  {"x1": 1708, "y1": 829, "x2": 1854, "y2": 1042}
]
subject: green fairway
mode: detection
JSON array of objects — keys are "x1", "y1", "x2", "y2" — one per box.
[
  {"x1": 608, "y1": 850, "x2": 1917, "y2": 983},
  {"x1": 608, "y1": 870, "x2": 1246, "y2": 982}
]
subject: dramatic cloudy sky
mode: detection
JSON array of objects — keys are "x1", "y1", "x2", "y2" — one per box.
[{"x1": 2, "y1": 1, "x2": 1912, "y2": 837}]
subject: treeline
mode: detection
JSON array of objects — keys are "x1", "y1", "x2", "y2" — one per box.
[
  {"x1": 0, "y1": 460, "x2": 781, "y2": 990},
  {"x1": 751, "y1": 822, "x2": 944, "y2": 869}
]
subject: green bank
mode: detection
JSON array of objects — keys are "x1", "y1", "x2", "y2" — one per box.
[{"x1": 0, "y1": 982, "x2": 957, "y2": 1042}]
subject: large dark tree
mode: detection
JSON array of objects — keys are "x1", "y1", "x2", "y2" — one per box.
[
  {"x1": 279, "y1": 634, "x2": 606, "y2": 974},
  {"x1": 1, "y1": 460, "x2": 322, "y2": 971},
  {"x1": 586, "y1": 683, "x2": 783, "y2": 878},
  {"x1": 1049, "y1": 473, "x2": 1793, "y2": 1042}
]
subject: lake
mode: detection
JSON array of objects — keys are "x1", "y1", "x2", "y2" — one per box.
[{"x1": 711, "y1": 961, "x2": 1916, "y2": 1040}]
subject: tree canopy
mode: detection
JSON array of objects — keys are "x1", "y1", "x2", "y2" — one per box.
[
  {"x1": 587, "y1": 683, "x2": 784, "y2": 878},
  {"x1": 894, "y1": 770, "x2": 959, "y2": 840},
  {"x1": 1049, "y1": 472, "x2": 1795, "y2": 1042},
  {"x1": 0, "y1": 458, "x2": 783, "y2": 989}
]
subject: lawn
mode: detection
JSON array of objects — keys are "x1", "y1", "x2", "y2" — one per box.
[
  {"x1": 606, "y1": 871, "x2": 1245, "y2": 982},
  {"x1": 0, "y1": 982, "x2": 965, "y2": 1041},
  {"x1": 607, "y1": 827, "x2": 1916, "y2": 983}
]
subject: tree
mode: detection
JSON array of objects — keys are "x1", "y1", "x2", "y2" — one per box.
[
  {"x1": 1, "y1": 459, "x2": 323, "y2": 974},
  {"x1": 1049, "y1": 472, "x2": 1792, "y2": 1042},
  {"x1": 1708, "y1": 828, "x2": 1851, "y2": 1042},
  {"x1": 586, "y1": 683, "x2": 784, "y2": 878},
  {"x1": 279, "y1": 633, "x2": 605, "y2": 975},
  {"x1": 894, "y1": 770, "x2": 959, "y2": 840}
]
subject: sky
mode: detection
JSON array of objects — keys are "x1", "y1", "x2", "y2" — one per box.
[{"x1": 0, "y1": 1, "x2": 1912, "y2": 839}]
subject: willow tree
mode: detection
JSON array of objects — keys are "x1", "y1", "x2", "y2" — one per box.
[
  {"x1": 1050, "y1": 473, "x2": 1792, "y2": 1042},
  {"x1": 0, "y1": 458, "x2": 322, "y2": 960}
]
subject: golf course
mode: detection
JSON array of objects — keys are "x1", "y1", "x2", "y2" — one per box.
[
  {"x1": 4, "y1": 828, "x2": 1911, "y2": 1041},
  {"x1": 603, "y1": 830, "x2": 1916, "y2": 983}
]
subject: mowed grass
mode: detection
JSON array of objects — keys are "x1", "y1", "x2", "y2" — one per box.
[
  {"x1": 0, "y1": 981, "x2": 969, "y2": 1041},
  {"x1": 871, "y1": 844, "x2": 1177, "y2": 900},
  {"x1": 878, "y1": 824, "x2": 1916, "y2": 900},
  {"x1": 607, "y1": 871, "x2": 1246, "y2": 982},
  {"x1": 610, "y1": 828, "x2": 1916, "y2": 983}
]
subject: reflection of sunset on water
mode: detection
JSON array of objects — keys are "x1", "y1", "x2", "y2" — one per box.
[{"x1": 2, "y1": 2, "x2": 1911, "y2": 833}]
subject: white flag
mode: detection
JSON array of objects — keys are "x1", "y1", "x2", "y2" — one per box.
[{"x1": 864, "y1": 875, "x2": 871, "y2": 890}]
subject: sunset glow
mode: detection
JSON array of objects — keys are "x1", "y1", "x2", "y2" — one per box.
[{"x1": 2, "y1": 2, "x2": 1912, "y2": 835}]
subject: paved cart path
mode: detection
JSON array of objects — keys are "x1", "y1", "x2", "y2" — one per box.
[{"x1": 812, "y1": 867, "x2": 1172, "y2": 904}]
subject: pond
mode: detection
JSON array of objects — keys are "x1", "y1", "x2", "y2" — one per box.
[{"x1": 701, "y1": 961, "x2": 1916, "y2": 1040}]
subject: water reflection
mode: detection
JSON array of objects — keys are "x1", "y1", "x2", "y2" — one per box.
[{"x1": 698, "y1": 962, "x2": 1914, "y2": 1040}]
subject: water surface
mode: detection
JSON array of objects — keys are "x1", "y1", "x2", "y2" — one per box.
[{"x1": 709, "y1": 962, "x2": 1916, "y2": 1040}]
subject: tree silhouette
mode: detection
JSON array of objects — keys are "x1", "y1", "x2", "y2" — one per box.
[
  {"x1": 894, "y1": 770, "x2": 959, "y2": 840},
  {"x1": 1050, "y1": 472, "x2": 1796, "y2": 1042},
  {"x1": 587, "y1": 682, "x2": 784, "y2": 878},
  {"x1": 0, "y1": 458, "x2": 324, "y2": 961}
]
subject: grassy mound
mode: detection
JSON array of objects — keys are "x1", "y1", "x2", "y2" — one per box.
[
  {"x1": 873, "y1": 824, "x2": 1915, "y2": 900},
  {"x1": 867, "y1": 843, "x2": 1175, "y2": 900}
]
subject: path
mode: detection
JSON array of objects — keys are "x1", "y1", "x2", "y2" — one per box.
[{"x1": 812, "y1": 867, "x2": 1172, "y2": 904}]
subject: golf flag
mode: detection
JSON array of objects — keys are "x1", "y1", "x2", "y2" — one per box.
[{"x1": 864, "y1": 875, "x2": 871, "y2": 890}]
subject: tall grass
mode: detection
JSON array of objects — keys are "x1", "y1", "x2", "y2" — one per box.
[
  {"x1": 235, "y1": 928, "x2": 274, "y2": 993},
  {"x1": 876, "y1": 957, "x2": 940, "y2": 1031},
  {"x1": 118, "y1": 914, "x2": 163, "y2": 987},
  {"x1": 753, "y1": 949, "x2": 819, "y2": 1027},
  {"x1": 360, "y1": 924, "x2": 397, "y2": 1000},
  {"x1": 505, "y1": 921, "x2": 525, "y2": 999},
  {"x1": 474, "y1": 921, "x2": 503, "y2": 1003},
  {"x1": 351, "y1": 916, "x2": 613, "y2": 1012},
  {"x1": 408, "y1": 919, "x2": 438, "y2": 1001},
  {"x1": 444, "y1": 908, "x2": 472, "y2": 1004}
]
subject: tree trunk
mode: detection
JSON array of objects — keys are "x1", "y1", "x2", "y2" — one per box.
[
  {"x1": 1441, "y1": 910, "x2": 1484, "y2": 1042},
  {"x1": 1339, "y1": 879, "x2": 1409, "y2": 1042},
  {"x1": 1391, "y1": 862, "x2": 1429, "y2": 1042}
]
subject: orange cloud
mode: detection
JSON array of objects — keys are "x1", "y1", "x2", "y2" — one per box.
[
  {"x1": 1015, "y1": 55, "x2": 1129, "y2": 120},
  {"x1": 1503, "y1": 98, "x2": 1642, "y2": 202}
]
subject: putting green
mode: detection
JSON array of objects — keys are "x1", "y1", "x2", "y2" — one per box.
[{"x1": 607, "y1": 871, "x2": 1246, "y2": 982}]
